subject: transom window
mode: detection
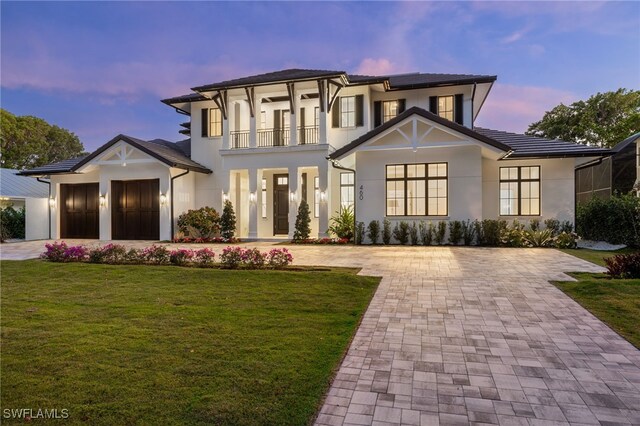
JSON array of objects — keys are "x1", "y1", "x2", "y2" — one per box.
[
  {"x1": 314, "y1": 176, "x2": 320, "y2": 218},
  {"x1": 209, "y1": 108, "x2": 222, "y2": 137},
  {"x1": 500, "y1": 166, "x2": 540, "y2": 216},
  {"x1": 386, "y1": 163, "x2": 448, "y2": 216},
  {"x1": 340, "y1": 172, "x2": 355, "y2": 209},
  {"x1": 276, "y1": 176, "x2": 288, "y2": 186},
  {"x1": 437, "y1": 96, "x2": 454, "y2": 121},
  {"x1": 340, "y1": 96, "x2": 356, "y2": 128},
  {"x1": 383, "y1": 100, "x2": 399, "y2": 124}
]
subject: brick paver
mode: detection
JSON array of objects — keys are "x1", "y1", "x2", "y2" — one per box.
[{"x1": 2, "y1": 241, "x2": 639, "y2": 425}]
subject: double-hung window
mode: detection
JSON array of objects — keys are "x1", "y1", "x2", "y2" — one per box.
[
  {"x1": 209, "y1": 108, "x2": 222, "y2": 137},
  {"x1": 386, "y1": 163, "x2": 448, "y2": 216},
  {"x1": 314, "y1": 176, "x2": 320, "y2": 218},
  {"x1": 499, "y1": 166, "x2": 540, "y2": 216},
  {"x1": 382, "y1": 100, "x2": 399, "y2": 124},
  {"x1": 340, "y1": 172, "x2": 355, "y2": 209},
  {"x1": 437, "y1": 96, "x2": 454, "y2": 121},
  {"x1": 340, "y1": 96, "x2": 356, "y2": 128}
]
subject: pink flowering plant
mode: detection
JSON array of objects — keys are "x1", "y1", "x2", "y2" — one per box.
[
  {"x1": 193, "y1": 248, "x2": 215, "y2": 266},
  {"x1": 142, "y1": 245, "x2": 171, "y2": 265},
  {"x1": 41, "y1": 241, "x2": 87, "y2": 262},
  {"x1": 267, "y1": 248, "x2": 293, "y2": 269},
  {"x1": 169, "y1": 248, "x2": 195, "y2": 266},
  {"x1": 220, "y1": 246, "x2": 244, "y2": 268},
  {"x1": 88, "y1": 243, "x2": 128, "y2": 264},
  {"x1": 241, "y1": 248, "x2": 266, "y2": 268}
]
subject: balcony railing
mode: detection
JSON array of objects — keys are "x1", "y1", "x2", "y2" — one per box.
[
  {"x1": 230, "y1": 130, "x2": 250, "y2": 149},
  {"x1": 298, "y1": 126, "x2": 319, "y2": 145},
  {"x1": 257, "y1": 128, "x2": 290, "y2": 147}
]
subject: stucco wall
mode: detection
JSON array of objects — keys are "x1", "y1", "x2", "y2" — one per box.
[{"x1": 25, "y1": 197, "x2": 49, "y2": 240}]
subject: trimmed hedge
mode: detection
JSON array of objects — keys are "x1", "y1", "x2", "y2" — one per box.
[{"x1": 577, "y1": 194, "x2": 640, "y2": 247}]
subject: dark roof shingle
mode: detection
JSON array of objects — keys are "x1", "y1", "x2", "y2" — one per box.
[{"x1": 192, "y1": 68, "x2": 345, "y2": 92}]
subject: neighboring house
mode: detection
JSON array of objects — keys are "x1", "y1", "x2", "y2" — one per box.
[
  {"x1": 0, "y1": 168, "x2": 50, "y2": 240},
  {"x1": 20, "y1": 68, "x2": 611, "y2": 241},
  {"x1": 575, "y1": 132, "x2": 639, "y2": 203}
]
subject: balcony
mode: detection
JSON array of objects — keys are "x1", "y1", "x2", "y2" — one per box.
[
  {"x1": 229, "y1": 126, "x2": 319, "y2": 149},
  {"x1": 298, "y1": 126, "x2": 319, "y2": 145},
  {"x1": 230, "y1": 131, "x2": 250, "y2": 149}
]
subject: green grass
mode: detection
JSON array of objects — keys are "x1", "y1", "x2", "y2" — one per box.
[
  {"x1": 560, "y1": 247, "x2": 637, "y2": 267},
  {"x1": 0, "y1": 260, "x2": 380, "y2": 425},
  {"x1": 554, "y1": 272, "x2": 640, "y2": 348}
]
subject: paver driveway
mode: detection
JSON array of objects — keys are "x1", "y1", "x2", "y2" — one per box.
[{"x1": 2, "y1": 242, "x2": 639, "y2": 425}]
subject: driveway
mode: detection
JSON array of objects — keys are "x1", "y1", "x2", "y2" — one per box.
[{"x1": 2, "y1": 241, "x2": 639, "y2": 425}]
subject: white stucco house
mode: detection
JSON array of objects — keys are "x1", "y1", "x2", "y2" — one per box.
[
  {"x1": 0, "y1": 168, "x2": 50, "y2": 240},
  {"x1": 19, "y1": 69, "x2": 611, "y2": 241}
]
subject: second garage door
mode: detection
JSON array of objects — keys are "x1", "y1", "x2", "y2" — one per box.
[
  {"x1": 111, "y1": 179, "x2": 160, "y2": 240},
  {"x1": 60, "y1": 183, "x2": 99, "y2": 239}
]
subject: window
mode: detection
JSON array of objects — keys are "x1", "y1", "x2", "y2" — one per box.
[
  {"x1": 340, "y1": 172, "x2": 354, "y2": 209},
  {"x1": 386, "y1": 163, "x2": 448, "y2": 216},
  {"x1": 209, "y1": 108, "x2": 222, "y2": 137},
  {"x1": 500, "y1": 166, "x2": 540, "y2": 216},
  {"x1": 261, "y1": 178, "x2": 267, "y2": 219},
  {"x1": 314, "y1": 107, "x2": 319, "y2": 127},
  {"x1": 282, "y1": 110, "x2": 290, "y2": 129},
  {"x1": 437, "y1": 96, "x2": 454, "y2": 121},
  {"x1": 260, "y1": 111, "x2": 266, "y2": 129},
  {"x1": 314, "y1": 176, "x2": 320, "y2": 218},
  {"x1": 383, "y1": 100, "x2": 399, "y2": 124},
  {"x1": 340, "y1": 96, "x2": 355, "y2": 128}
]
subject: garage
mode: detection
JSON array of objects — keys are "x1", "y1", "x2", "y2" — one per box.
[
  {"x1": 111, "y1": 179, "x2": 160, "y2": 240},
  {"x1": 60, "y1": 183, "x2": 100, "y2": 239}
]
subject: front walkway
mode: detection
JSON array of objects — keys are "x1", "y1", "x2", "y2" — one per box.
[{"x1": 1, "y1": 241, "x2": 639, "y2": 425}]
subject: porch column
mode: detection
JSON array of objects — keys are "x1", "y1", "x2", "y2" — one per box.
[
  {"x1": 318, "y1": 100, "x2": 327, "y2": 145},
  {"x1": 287, "y1": 166, "x2": 300, "y2": 239},
  {"x1": 318, "y1": 163, "x2": 329, "y2": 238},
  {"x1": 249, "y1": 96, "x2": 258, "y2": 149},
  {"x1": 99, "y1": 176, "x2": 110, "y2": 240},
  {"x1": 222, "y1": 118, "x2": 230, "y2": 150},
  {"x1": 248, "y1": 168, "x2": 259, "y2": 239}
]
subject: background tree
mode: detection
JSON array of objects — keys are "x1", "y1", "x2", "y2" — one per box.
[
  {"x1": 1, "y1": 109, "x2": 85, "y2": 169},
  {"x1": 526, "y1": 89, "x2": 640, "y2": 148}
]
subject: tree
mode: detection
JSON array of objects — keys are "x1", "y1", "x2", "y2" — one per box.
[
  {"x1": 526, "y1": 89, "x2": 640, "y2": 148},
  {"x1": 0, "y1": 109, "x2": 85, "y2": 169},
  {"x1": 293, "y1": 200, "x2": 311, "y2": 241},
  {"x1": 220, "y1": 200, "x2": 236, "y2": 240}
]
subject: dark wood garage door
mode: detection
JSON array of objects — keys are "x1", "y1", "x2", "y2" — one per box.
[
  {"x1": 60, "y1": 183, "x2": 99, "y2": 239},
  {"x1": 111, "y1": 179, "x2": 160, "y2": 240}
]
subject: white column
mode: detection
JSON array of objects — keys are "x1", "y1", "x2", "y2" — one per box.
[
  {"x1": 249, "y1": 97, "x2": 258, "y2": 149},
  {"x1": 99, "y1": 176, "x2": 110, "y2": 240},
  {"x1": 248, "y1": 168, "x2": 259, "y2": 239},
  {"x1": 220, "y1": 169, "x2": 231, "y2": 206},
  {"x1": 318, "y1": 163, "x2": 329, "y2": 238},
  {"x1": 287, "y1": 166, "x2": 300, "y2": 239},
  {"x1": 319, "y1": 102, "x2": 328, "y2": 145},
  {"x1": 222, "y1": 118, "x2": 230, "y2": 150},
  {"x1": 289, "y1": 101, "x2": 298, "y2": 146}
]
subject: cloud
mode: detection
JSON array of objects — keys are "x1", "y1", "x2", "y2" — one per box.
[
  {"x1": 475, "y1": 83, "x2": 576, "y2": 133},
  {"x1": 500, "y1": 26, "x2": 532, "y2": 44},
  {"x1": 355, "y1": 58, "x2": 405, "y2": 76}
]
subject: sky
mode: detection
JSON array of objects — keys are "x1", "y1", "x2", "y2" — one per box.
[{"x1": 1, "y1": 1, "x2": 639, "y2": 152}]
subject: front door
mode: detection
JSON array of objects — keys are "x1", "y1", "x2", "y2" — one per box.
[
  {"x1": 273, "y1": 174, "x2": 289, "y2": 235},
  {"x1": 111, "y1": 179, "x2": 160, "y2": 240}
]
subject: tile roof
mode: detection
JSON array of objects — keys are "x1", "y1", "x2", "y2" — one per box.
[
  {"x1": 0, "y1": 168, "x2": 50, "y2": 198},
  {"x1": 192, "y1": 68, "x2": 346, "y2": 92},
  {"x1": 15, "y1": 156, "x2": 88, "y2": 176}
]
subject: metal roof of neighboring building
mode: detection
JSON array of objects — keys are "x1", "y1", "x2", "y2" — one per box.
[
  {"x1": 0, "y1": 168, "x2": 50, "y2": 198},
  {"x1": 611, "y1": 131, "x2": 640, "y2": 154}
]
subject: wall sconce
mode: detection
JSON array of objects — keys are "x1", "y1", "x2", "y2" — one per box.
[
  {"x1": 320, "y1": 191, "x2": 327, "y2": 202},
  {"x1": 289, "y1": 191, "x2": 296, "y2": 202},
  {"x1": 159, "y1": 193, "x2": 168, "y2": 206},
  {"x1": 222, "y1": 192, "x2": 229, "y2": 202},
  {"x1": 49, "y1": 197, "x2": 56, "y2": 208},
  {"x1": 249, "y1": 192, "x2": 257, "y2": 203},
  {"x1": 122, "y1": 162, "x2": 127, "y2": 167},
  {"x1": 99, "y1": 194, "x2": 107, "y2": 207}
]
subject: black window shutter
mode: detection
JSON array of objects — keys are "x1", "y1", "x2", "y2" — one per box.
[
  {"x1": 355, "y1": 94, "x2": 364, "y2": 127},
  {"x1": 429, "y1": 97, "x2": 438, "y2": 114},
  {"x1": 373, "y1": 101, "x2": 382, "y2": 127},
  {"x1": 331, "y1": 98, "x2": 340, "y2": 128},
  {"x1": 299, "y1": 107, "x2": 306, "y2": 144},
  {"x1": 454, "y1": 94, "x2": 464, "y2": 125},
  {"x1": 201, "y1": 108, "x2": 209, "y2": 137},
  {"x1": 398, "y1": 99, "x2": 406, "y2": 114}
]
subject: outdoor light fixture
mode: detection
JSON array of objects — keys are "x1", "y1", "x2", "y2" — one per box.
[
  {"x1": 320, "y1": 191, "x2": 327, "y2": 202},
  {"x1": 49, "y1": 197, "x2": 56, "y2": 208},
  {"x1": 159, "y1": 193, "x2": 167, "y2": 206},
  {"x1": 99, "y1": 194, "x2": 107, "y2": 207},
  {"x1": 222, "y1": 192, "x2": 229, "y2": 202},
  {"x1": 249, "y1": 192, "x2": 257, "y2": 203},
  {"x1": 290, "y1": 191, "x2": 296, "y2": 202}
]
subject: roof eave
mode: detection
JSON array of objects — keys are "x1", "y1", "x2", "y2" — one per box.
[{"x1": 191, "y1": 73, "x2": 347, "y2": 93}]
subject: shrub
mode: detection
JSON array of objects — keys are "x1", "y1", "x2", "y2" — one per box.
[
  {"x1": 393, "y1": 221, "x2": 410, "y2": 245},
  {"x1": 124, "y1": 248, "x2": 143, "y2": 264},
  {"x1": 529, "y1": 219, "x2": 540, "y2": 232},
  {"x1": 220, "y1": 200, "x2": 237, "y2": 241},
  {"x1": 242, "y1": 248, "x2": 266, "y2": 268},
  {"x1": 220, "y1": 246, "x2": 244, "y2": 268},
  {"x1": 554, "y1": 232, "x2": 577, "y2": 249},
  {"x1": 448, "y1": 221, "x2": 463, "y2": 245},
  {"x1": 523, "y1": 229, "x2": 554, "y2": 247},
  {"x1": 0, "y1": 206, "x2": 25, "y2": 240},
  {"x1": 435, "y1": 221, "x2": 447, "y2": 245},
  {"x1": 605, "y1": 252, "x2": 640, "y2": 279},
  {"x1": 479, "y1": 219, "x2": 505, "y2": 246},
  {"x1": 544, "y1": 219, "x2": 560, "y2": 236},
  {"x1": 142, "y1": 245, "x2": 171, "y2": 265},
  {"x1": 89, "y1": 243, "x2": 127, "y2": 264},
  {"x1": 382, "y1": 218, "x2": 392, "y2": 245},
  {"x1": 194, "y1": 248, "x2": 216, "y2": 265},
  {"x1": 461, "y1": 220, "x2": 476, "y2": 246},
  {"x1": 267, "y1": 248, "x2": 293, "y2": 269},
  {"x1": 409, "y1": 222, "x2": 419, "y2": 246},
  {"x1": 419, "y1": 221, "x2": 433, "y2": 246},
  {"x1": 327, "y1": 206, "x2": 354, "y2": 241},
  {"x1": 367, "y1": 220, "x2": 380, "y2": 244},
  {"x1": 560, "y1": 220, "x2": 573, "y2": 234},
  {"x1": 293, "y1": 200, "x2": 312, "y2": 241},
  {"x1": 169, "y1": 249, "x2": 195, "y2": 266},
  {"x1": 501, "y1": 220, "x2": 526, "y2": 247},
  {"x1": 355, "y1": 221, "x2": 365, "y2": 245},
  {"x1": 473, "y1": 220, "x2": 483, "y2": 245},
  {"x1": 41, "y1": 242, "x2": 87, "y2": 262},
  {"x1": 177, "y1": 207, "x2": 220, "y2": 238},
  {"x1": 577, "y1": 194, "x2": 640, "y2": 247}
]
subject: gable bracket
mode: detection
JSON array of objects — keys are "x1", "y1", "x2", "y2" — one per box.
[
  {"x1": 327, "y1": 79, "x2": 343, "y2": 112},
  {"x1": 213, "y1": 90, "x2": 228, "y2": 120},
  {"x1": 244, "y1": 87, "x2": 255, "y2": 117},
  {"x1": 317, "y1": 80, "x2": 326, "y2": 113},
  {"x1": 286, "y1": 82, "x2": 296, "y2": 113}
]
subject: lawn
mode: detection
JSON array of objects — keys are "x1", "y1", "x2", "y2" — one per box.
[
  {"x1": 0, "y1": 260, "x2": 380, "y2": 425},
  {"x1": 556, "y1": 247, "x2": 639, "y2": 349}
]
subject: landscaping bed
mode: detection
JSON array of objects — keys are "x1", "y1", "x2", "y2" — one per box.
[{"x1": 1, "y1": 260, "x2": 380, "y2": 425}]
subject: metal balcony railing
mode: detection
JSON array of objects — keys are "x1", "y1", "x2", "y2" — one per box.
[
  {"x1": 230, "y1": 130, "x2": 250, "y2": 149},
  {"x1": 257, "y1": 128, "x2": 290, "y2": 147},
  {"x1": 298, "y1": 126, "x2": 319, "y2": 145}
]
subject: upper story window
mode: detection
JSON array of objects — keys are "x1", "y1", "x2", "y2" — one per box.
[
  {"x1": 374, "y1": 99, "x2": 406, "y2": 127},
  {"x1": 386, "y1": 163, "x2": 448, "y2": 216},
  {"x1": 332, "y1": 95, "x2": 364, "y2": 128},
  {"x1": 201, "y1": 107, "x2": 223, "y2": 138},
  {"x1": 429, "y1": 94, "x2": 464, "y2": 125},
  {"x1": 499, "y1": 166, "x2": 540, "y2": 216},
  {"x1": 260, "y1": 111, "x2": 267, "y2": 129}
]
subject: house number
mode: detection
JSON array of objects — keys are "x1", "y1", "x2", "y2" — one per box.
[{"x1": 359, "y1": 185, "x2": 364, "y2": 200}]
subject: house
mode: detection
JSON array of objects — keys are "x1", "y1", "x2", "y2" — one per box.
[
  {"x1": 0, "y1": 168, "x2": 50, "y2": 240},
  {"x1": 19, "y1": 68, "x2": 611, "y2": 241},
  {"x1": 575, "y1": 132, "x2": 639, "y2": 203}
]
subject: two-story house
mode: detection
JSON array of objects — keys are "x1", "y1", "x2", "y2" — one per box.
[{"x1": 20, "y1": 68, "x2": 610, "y2": 241}]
